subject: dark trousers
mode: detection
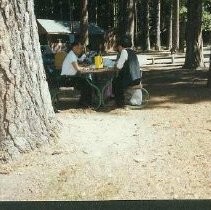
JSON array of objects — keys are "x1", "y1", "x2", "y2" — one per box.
[
  {"x1": 112, "y1": 77, "x2": 141, "y2": 106},
  {"x1": 61, "y1": 76, "x2": 92, "y2": 105},
  {"x1": 74, "y1": 77, "x2": 92, "y2": 105}
]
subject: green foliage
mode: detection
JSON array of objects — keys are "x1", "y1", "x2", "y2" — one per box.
[
  {"x1": 203, "y1": 0, "x2": 211, "y2": 10},
  {"x1": 203, "y1": 0, "x2": 211, "y2": 31},
  {"x1": 179, "y1": 2, "x2": 211, "y2": 31},
  {"x1": 202, "y1": 11, "x2": 211, "y2": 31},
  {"x1": 180, "y1": 6, "x2": 187, "y2": 20},
  {"x1": 202, "y1": 0, "x2": 211, "y2": 31}
]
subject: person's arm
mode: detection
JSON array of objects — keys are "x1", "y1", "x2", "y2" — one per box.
[
  {"x1": 116, "y1": 50, "x2": 128, "y2": 70},
  {"x1": 72, "y1": 61, "x2": 88, "y2": 71}
]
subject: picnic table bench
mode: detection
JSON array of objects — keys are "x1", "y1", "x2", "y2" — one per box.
[{"x1": 51, "y1": 67, "x2": 118, "y2": 111}]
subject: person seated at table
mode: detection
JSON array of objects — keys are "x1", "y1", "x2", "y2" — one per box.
[
  {"x1": 61, "y1": 41, "x2": 92, "y2": 107},
  {"x1": 112, "y1": 36, "x2": 142, "y2": 107}
]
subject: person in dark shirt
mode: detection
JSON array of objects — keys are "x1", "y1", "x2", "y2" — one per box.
[{"x1": 113, "y1": 37, "x2": 141, "y2": 107}]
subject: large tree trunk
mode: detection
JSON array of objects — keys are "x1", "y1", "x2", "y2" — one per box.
[
  {"x1": 155, "y1": 0, "x2": 161, "y2": 51},
  {"x1": 0, "y1": 0, "x2": 57, "y2": 161},
  {"x1": 142, "y1": 0, "x2": 151, "y2": 51},
  {"x1": 184, "y1": 0, "x2": 204, "y2": 69},
  {"x1": 171, "y1": 0, "x2": 179, "y2": 53},
  {"x1": 80, "y1": 0, "x2": 89, "y2": 46}
]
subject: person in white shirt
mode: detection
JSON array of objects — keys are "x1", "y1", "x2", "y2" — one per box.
[
  {"x1": 112, "y1": 37, "x2": 141, "y2": 107},
  {"x1": 61, "y1": 41, "x2": 92, "y2": 107}
]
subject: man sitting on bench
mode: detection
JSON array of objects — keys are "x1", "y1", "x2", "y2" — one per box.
[
  {"x1": 61, "y1": 41, "x2": 92, "y2": 107},
  {"x1": 112, "y1": 36, "x2": 142, "y2": 107}
]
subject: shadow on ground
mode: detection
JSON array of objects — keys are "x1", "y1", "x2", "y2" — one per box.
[
  {"x1": 141, "y1": 68, "x2": 211, "y2": 109},
  {"x1": 52, "y1": 68, "x2": 211, "y2": 112}
]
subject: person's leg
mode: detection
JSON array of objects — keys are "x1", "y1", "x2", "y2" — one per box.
[
  {"x1": 81, "y1": 78, "x2": 92, "y2": 105},
  {"x1": 112, "y1": 76, "x2": 125, "y2": 107},
  {"x1": 73, "y1": 77, "x2": 92, "y2": 106}
]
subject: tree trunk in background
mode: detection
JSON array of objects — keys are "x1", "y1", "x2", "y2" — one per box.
[
  {"x1": 155, "y1": 0, "x2": 161, "y2": 51},
  {"x1": 168, "y1": 2, "x2": 173, "y2": 50},
  {"x1": 184, "y1": 0, "x2": 204, "y2": 69},
  {"x1": 0, "y1": 0, "x2": 57, "y2": 161},
  {"x1": 171, "y1": 0, "x2": 179, "y2": 52},
  {"x1": 50, "y1": 0, "x2": 54, "y2": 17},
  {"x1": 207, "y1": 53, "x2": 211, "y2": 88},
  {"x1": 80, "y1": 0, "x2": 89, "y2": 45},
  {"x1": 126, "y1": 0, "x2": 135, "y2": 47},
  {"x1": 113, "y1": 0, "x2": 118, "y2": 28},
  {"x1": 88, "y1": 0, "x2": 95, "y2": 24},
  {"x1": 95, "y1": 0, "x2": 98, "y2": 25},
  {"x1": 134, "y1": 0, "x2": 138, "y2": 46},
  {"x1": 142, "y1": 0, "x2": 151, "y2": 51},
  {"x1": 118, "y1": 0, "x2": 127, "y2": 36},
  {"x1": 107, "y1": 0, "x2": 115, "y2": 28},
  {"x1": 179, "y1": 18, "x2": 186, "y2": 52}
]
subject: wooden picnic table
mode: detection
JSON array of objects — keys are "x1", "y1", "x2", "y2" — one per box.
[{"x1": 78, "y1": 67, "x2": 119, "y2": 109}]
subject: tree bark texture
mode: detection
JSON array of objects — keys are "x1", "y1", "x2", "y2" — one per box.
[
  {"x1": 126, "y1": 0, "x2": 135, "y2": 47},
  {"x1": 155, "y1": 0, "x2": 161, "y2": 51},
  {"x1": 207, "y1": 53, "x2": 211, "y2": 88},
  {"x1": 118, "y1": 0, "x2": 127, "y2": 36},
  {"x1": 0, "y1": 0, "x2": 57, "y2": 161},
  {"x1": 106, "y1": 0, "x2": 113, "y2": 28},
  {"x1": 179, "y1": 18, "x2": 186, "y2": 52},
  {"x1": 113, "y1": 0, "x2": 118, "y2": 28},
  {"x1": 171, "y1": 0, "x2": 179, "y2": 52},
  {"x1": 142, "y1": 0, "x2": 151, "y2": 51},
  {"x1": 168, "y1": 2, "x2": 173, "y2": 50},
  {"x1": 80, "y1": 0, "x2": 89, "y2": 45},
  {"x1": 184, "y1": 0, "x2": 204, "y2": 69}
]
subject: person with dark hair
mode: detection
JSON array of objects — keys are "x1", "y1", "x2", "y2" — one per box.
[
  {"x1": 61, "y1": 41, "x2": 84, "y2": 73},
  {"x1": 112, "y1": 37, "x2": 142, "y2": 107},
  {"x1": 61, "y1": 41, "x2": 92, "y2": 107}
]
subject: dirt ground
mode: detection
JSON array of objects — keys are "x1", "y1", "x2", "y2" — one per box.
[{"x1": 0, "y1": 67, "x2": 211, "y2": 200}]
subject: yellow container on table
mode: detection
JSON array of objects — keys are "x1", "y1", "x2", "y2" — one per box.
[{"x1": 94, "y1": 55, "x2": 103, "y2": 69}]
